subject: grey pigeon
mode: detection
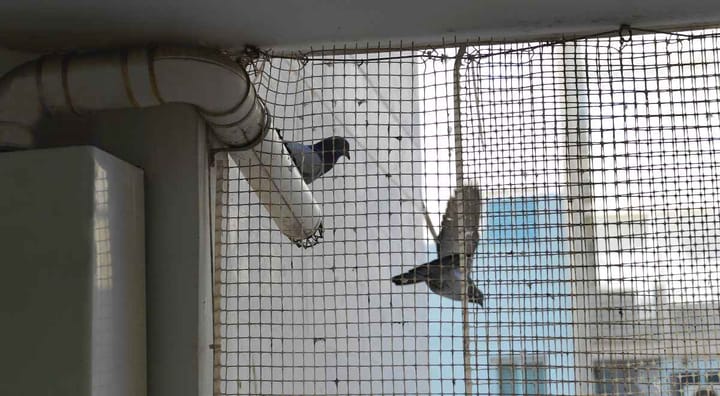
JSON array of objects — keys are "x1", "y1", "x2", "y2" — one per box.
[
  {"x1": 391, "y1": 185, "x2": 484, "y2": 305},
  {"x1": 283, "y1": 136, "x2": 351, "y2": 184}
]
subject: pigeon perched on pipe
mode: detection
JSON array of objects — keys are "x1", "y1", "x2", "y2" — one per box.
[
  {"x1": 391, "y1": 185, "x2": 484, "y2": 306},
  {"x1": 282, "y1": 136, "x2": 351, "y2": 184}
]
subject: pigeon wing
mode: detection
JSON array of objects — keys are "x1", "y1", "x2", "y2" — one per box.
[
  {"x1": 391, "y1": 263, "x2": 433, "y2": 285},
  {"x1": 436, "y1": 184, "x2": 482, "y2": 257}
]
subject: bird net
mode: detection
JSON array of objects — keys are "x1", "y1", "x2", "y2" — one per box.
[{"x1": 213, "y1": 26, "x2": 720, "y2": 395}]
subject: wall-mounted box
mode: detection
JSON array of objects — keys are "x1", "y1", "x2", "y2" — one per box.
[{"x1": 0, "y1": 146, "x2": 145, "y2": 396}]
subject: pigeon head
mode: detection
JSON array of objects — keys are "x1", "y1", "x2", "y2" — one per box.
[
  {"x1": 314, "y1": 136, "x2": 351, "y2": 164},
  {"x1": 467, "y1": 286, "x2": 484, "y2": 306}
]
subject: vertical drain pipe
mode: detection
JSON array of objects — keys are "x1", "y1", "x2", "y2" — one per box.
[{"x1": 0, "y1": 47, "x2": 323, "y2": 245}]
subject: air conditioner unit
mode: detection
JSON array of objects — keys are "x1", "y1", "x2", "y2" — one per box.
[{"x1": 0, "y1": 146, "x2": 145, "y2": 396}]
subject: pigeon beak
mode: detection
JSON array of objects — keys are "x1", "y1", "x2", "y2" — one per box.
[{"x1": 344, "y1": 151, "x2": 351, "y2": 160}]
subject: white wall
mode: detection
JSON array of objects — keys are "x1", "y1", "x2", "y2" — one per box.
[{"x1": 217, "y1": 54, "x2": 432, "y2": 394}]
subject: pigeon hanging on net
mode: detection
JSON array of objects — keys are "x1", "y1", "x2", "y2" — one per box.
[
  {"x1": 283, "y1": 136, "x2": 351, "y2": 184},
  {"x1": 391, "y1": 185, "x2": 484, "y2": 306}
]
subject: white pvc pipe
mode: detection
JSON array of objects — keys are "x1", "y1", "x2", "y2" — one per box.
[
  {"x1": 0, "y1": 47, "x2": 270, "y2": 148},
  {"x1": 0, "y1": 46, "x2": 323, "y2": 244},
  {"x1": 230, "y1": 128, "x2": 324, "y2": 246}
]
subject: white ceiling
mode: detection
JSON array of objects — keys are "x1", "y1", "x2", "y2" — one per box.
[{"x1": 0, "y1": 0, "x2": 719, "y2": 53}]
